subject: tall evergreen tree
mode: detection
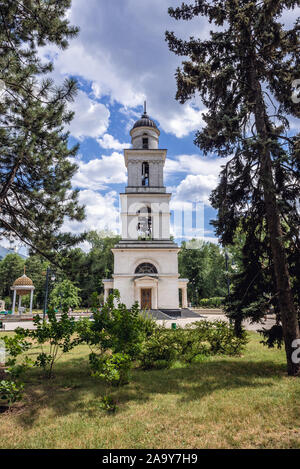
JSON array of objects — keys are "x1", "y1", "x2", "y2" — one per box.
[
  {"x1": 0, "y1": 0, "x2": 85, "y2": 260},
  {"x1": 166, "y1": 0, "x2": 300, "y2": 375}
]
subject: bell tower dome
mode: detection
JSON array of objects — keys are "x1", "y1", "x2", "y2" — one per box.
[{"x1": 130, "y1": 102, "x2": 160, "y2": 150}]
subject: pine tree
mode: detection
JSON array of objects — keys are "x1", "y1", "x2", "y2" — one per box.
[
  {"x1": 0, "y1": 0, "x2": 85, "y2": 261},
  {"x1": 166, "y1": 0, "x2": 300, "y2": 375}
]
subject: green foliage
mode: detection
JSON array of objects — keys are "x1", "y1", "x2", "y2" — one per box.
[
  {"x1": 78, "y1": 292, "x2": 149, "y2": 360},
  {"x1": 0, "y1": 380, "x2": 24, "y2": 407},
  {"x1": 77, "y1": 291, "x2": 156, "y2": 383},
  {"x1": 166, "y1": 0, "x2": 300, "y2": 374},
  {"x1": 61, "y1": 231, "x2": 121, "y2": 306},
  {"x1": 179, "y1": 240, "x2": 229, "y2": 304},
  {"x1": 198, "y1": 297, "x2": 225, "y2": 308},
  {"x1": 139, "y1": 328, "x2": 180, "y2": 370},
  {"x1": 0, "y1": 0, "x2": 85, "y2": 258},
  {"x1": 90, "y1": 353, "x2": 131, "y2": 387},
  {"x1": 198, "y1": 320, "x2": 248, "y2": 356},
  {"x1": 136, "y1": 313, "x2": 158, "y2": 338},
  {"x1": 49, "y1": 279, "x2": 81, "y2": 313},
  {"x1": 139, "y1": 321, "x2": 248, "y2": 369},
  {"x1": 99, "y1": 395, "x2": 118, "y2": 413},
  {"x1": 90, "y1": 292, "x2": 100, "y2": 310},
  {"x1": 0, "y1": 254, "x2": 25, "y2": 299},
  {"x1": 258, "y1": 325, "x2": 284, "y2": 349},
  {"x1": 17, "y1": 308, "x2": 80, "y2": 378},
  {"x1": 2, "y1": 334, "x2": 31, "y2": 359}
]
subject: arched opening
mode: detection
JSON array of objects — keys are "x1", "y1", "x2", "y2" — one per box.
[
  {"x1": 135, "y1": 263, "x2": 158, "y2": 274},
  {"x1": 137, "y1": 205, "x2": 152, "y2": 239},
  {"x1": 142, "y1": 137, "x2": 149, "y2": 149},
  {"x1": 142, "y1": 162, "x2": 149, "y2": 186}
]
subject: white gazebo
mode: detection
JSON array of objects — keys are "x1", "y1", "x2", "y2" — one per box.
[{"x1": 11, "y1": 271, "x2": 35, "y2": 315}]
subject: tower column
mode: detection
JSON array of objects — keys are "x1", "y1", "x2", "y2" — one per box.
[
  {"x1": 30, "y1": 290, "x2": 34, "y2": 314},
  {"x1": 181, "y1": 287, "x2": 188, "y2": 309},
  {"x1": 12, "y1": 290, "x2": 16, "y2": 315}
]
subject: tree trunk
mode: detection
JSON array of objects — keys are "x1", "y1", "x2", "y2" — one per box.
[{"x1": 250, "y1": 61, "x2": 300, "y2": 376}]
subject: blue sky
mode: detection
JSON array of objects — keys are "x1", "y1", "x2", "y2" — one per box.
[{"x1": 32, "y1": 0, "x2": 298, "y2": 249}]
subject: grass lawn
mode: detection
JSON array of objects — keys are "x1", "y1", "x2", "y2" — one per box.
[{"x1": 0, "y1": 331, "x2": 299, "y2": 449}]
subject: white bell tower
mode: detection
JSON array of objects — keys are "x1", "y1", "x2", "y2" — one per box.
[{"x1": 103, "y1": 103, "x2": 188, "y2": 313}]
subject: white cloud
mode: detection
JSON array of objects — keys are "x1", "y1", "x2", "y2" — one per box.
[
  {"x1": 62, "y1": 190, "x2": 120, "y2": 235},
  {"x1": 72, "y1": 153, "x2": 127, "y2": 190},
  {"x1": 97, "y1": 134, "x2": 130, "y2": 150},
  {"x1": 159, "y1": 105, "x2": 206, "y2": 138},
  {"x1": 170, "y1": 174, "x2": 218, "y2": 205},
  {"x1": 165, "y1": 153, "x2": 230, "y2": 179},
  {"x1": 38, "y1": 0, "x2": 210, "y2": 138},
  {"x1": 166, "y1": 154, "x2": 232, "y2": 206},
  {"x1": 68, "y1": 90, "x2": 110, "y2": 140}
]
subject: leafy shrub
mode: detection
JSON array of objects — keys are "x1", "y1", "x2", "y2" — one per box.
[
  {"x1": 2, "y1": 334, "x2": 31, "y2": 359},
  {"x1": 189, "y1": 320, "x2": 248, "y2": 356},
  {"x1": 99, "y1": 395, "x2": 117, "y2": 413},
  {"x1": 136, "y1": 312, "x2": 158, "y2": 338},
  {"x1": 139, "y1": 328, "x2": 181, "y2": 370},
  {"x1": 0, "y1": 380, "x2": 24, "y2": 407},
  {"x1": 17, "y1": 308, "x2": 80, "y2": 378},
  {"x1": 174, "y1": 327, "x2": 211, "y2": 363},
  {"x1": 90, "y1": 352, "x2": 131, "y2": 386},
  {"x1": 139, "y1": 320, "x2": 247, "y2": 368},
  {"x1": 198, "y1": 297, "x2": 225, "y2": 308},
  {"x1": 2, "y1": 334, "x2": 33, "y2": 379},
  {"x1": 78, "y1": 292, "x2": 146, "y2": 359},
  {"x1": 77, "y1": 291, "x2": 157, "y2": 383}
]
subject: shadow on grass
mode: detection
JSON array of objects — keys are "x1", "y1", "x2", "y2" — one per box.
[{"x1": 15, "y1": 354, "x2": 288, "y2": 428}]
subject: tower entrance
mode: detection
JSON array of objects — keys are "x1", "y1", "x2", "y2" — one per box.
[{"x1": 141, "y1": 288, "x2": 152, "y2": 310}]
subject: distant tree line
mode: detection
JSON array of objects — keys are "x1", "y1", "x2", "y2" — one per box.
[{"x1": 0, "y1": 232, "x2": 229, "y2": 310}]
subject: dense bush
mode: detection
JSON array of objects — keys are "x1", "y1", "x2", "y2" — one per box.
[
  {"x1": 191, "y1": 320, "x2": 248, "y2": 356},
  {"x1": 2, "y1": 334, "x2": 32, "y2": 381},
  {"x1": 77, "y1": 291, "x2": 157, "y2": 383},
  {"x1": 139, "y1": 328, "x2": 181, "y2": 370},
  {"x1": 0, "y1": 335, "x2": 29, "y2": 408},
  {"x1": 89, "y1": 352, "x2": 131, "y2": 386},
  {"x1": 198, "y1": 297, "x2": 225, "y2": 308},
  {"x1": 139, "y1": 320, "x2": 248, "y2": 369}
]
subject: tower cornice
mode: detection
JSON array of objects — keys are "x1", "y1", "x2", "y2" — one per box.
[{"x1": 124, "y1": 148, "x2": 167, "y2": 167}]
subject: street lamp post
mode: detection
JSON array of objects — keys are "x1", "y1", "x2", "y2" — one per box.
[
  {"x1": 225, "y1": 250, "x2": 230, "y2": 296},
  {"x1": 224, "y1": 249, "x2": 233, "y2": 325},
  {"x1": 43, "y1": 267, "x2": 56, "y2": 320}
]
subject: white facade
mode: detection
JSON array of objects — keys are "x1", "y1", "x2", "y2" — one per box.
[{"x1": 103, "y1": 105, "x2": 188, "y2": 311}]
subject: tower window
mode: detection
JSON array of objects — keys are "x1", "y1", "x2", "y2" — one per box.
[
  {"x1": 142, "y1": 162, "x2": 149, "y2": 186},
  {"x1": 137, "y1": 206, "x2": 152, "y2": 239},
  {"x1": 135, "y1": 263, "x2": 157, "y2": 274},
  {"x1": 142, "y1": 137, "x2": 149, "y2": 149}
]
